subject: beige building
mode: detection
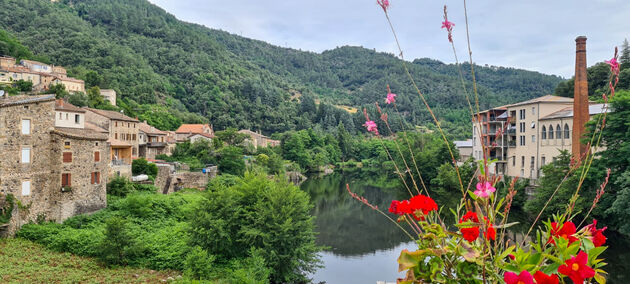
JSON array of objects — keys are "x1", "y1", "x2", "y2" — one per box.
[
  {"x1": 238, "y1": 129, "x2": 280, "y2": 148},
  {"x1": 454, "y1": 139, "x2": 473, "y2": 163},
  {"x1": 84, "y1": 108, "x2": 139, "y2": 177},
  {"x1": 0, "y1": 94, "x2": 108, "y2": 235},
  {"x1": 0, "y1": 66, "x2": 42, "y2": 87},
  {"x1": 100, "y1": 89, "x2": 117, "y2": 106},
  {"x1": 175, "y1": 124, "x2": 214, "y2": 142},
  {"x1": 472, "y1": 95, "x2": 607, "y2": 181},
  {"x1": 55, "y1": 99, "x2": 85, "y2": 129},
  {"x1": 0, "y1": 56, "x2": 84, "y2": 93},
  {"x1": 138, "y1": 122, "x2": 167, "y2": 160},
  {"x1": 52, "y1": 77, "x2": 85, "y2": 93}
]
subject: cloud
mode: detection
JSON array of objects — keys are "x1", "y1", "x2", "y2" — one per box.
[{"x1": 148, "y1": 0, "x2": 630, "y2": 78}]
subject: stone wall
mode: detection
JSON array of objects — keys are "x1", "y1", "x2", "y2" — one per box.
[{"x1": 154, "y1": 165, "x2": 210, "y2": 194}]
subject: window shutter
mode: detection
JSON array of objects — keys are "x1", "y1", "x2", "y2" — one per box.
[
  {"x1": 94, "y1": 151, "x2": 100, "y2": 162},
  {"x1": 68, "y1": 174, "x2": 71, "y2": 186},
  {"x1": 96, "y1": 173, "x2": 100, "y2": 184},
  {"x1": 91, "y1": 173, "x2": 95, "y2": 184},
  {"x1": 63, "y1": 152, "x2": 72, "y2": 163}
]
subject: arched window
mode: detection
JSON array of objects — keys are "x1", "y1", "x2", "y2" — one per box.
[
  {"x1": 548, "y1": 125, "x2": 554, "y2": 139},
  {"x1": 541, "y1": 125, "x2": 547, "y2": 139},
  {"x1": 556, "y1": 125, "x2": 561, "y2": 139},
  {"x1": 564, "y1": 124, "x2": 570, "y2": 139}
]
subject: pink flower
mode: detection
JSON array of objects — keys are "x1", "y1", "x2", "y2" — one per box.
[
  {"x1": 504, "y1": 270, "x2": 534, "y2": 284},
  {"x1": 364, "y1": 120, "x2": 379, "y2": 135},
  {"x1": 606, "y1": 58, "x2": 620, "y2": 76},
  {"x1": 441, "y1": 6, "x2": 455, "y2": 43},
  {"x1": 377, "y1": 0, "x2": 389, "y2": 13},
  {"x1": 385, "y1": 92, "x2": 396, "y2": 104},
  {"x1": 474, "y1": 181, "x2": 496, "y2": 198}
]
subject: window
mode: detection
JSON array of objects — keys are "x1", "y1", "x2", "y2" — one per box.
[
  {"x1": 473, "y1": 137, "x2": 477, "y2": 146},
  {"x1": 542, "y1": 126, "x2": 547, "y2": 139},
  {"x1": 521, "y1": 169, "x2": 525, "y2": 177},
  {"x1": 62, "y1": 152, "x2": 72, "y2": 163},
  {"x1": 564, "y1": 124, "x2": 570, "y2": 139},
  {"x1": 512, "y1": 156, "x2": 516, "y2": 167},
  {"x1": 62, "y1": 173, "x2": 71, "y2": 187},
  {"x1": 91, "y1": 172, "x2": 101, "y2": 184},
  {"x1": 531, "y1": 135, "x2": 536, "y2": 143},
  {"x1": 59, "y1": 113, "x2": 62, "y2": 119},
  {"x1": 521, "y1": 156, "x2": 525, "y2": 167},
  {"x1": 65, "y1": 113, "x2": 68, "y2": 120},
  {"x1": 548, "y1": 125, "x2": 554, "y2": 139},
  {"x1": 21, "y1": 147, "x2": 31, "y2": 164},
  {"x1": 531, "y1": 122, "x2": 536, "y2": 129},
  {"x1": 132, "y1": 134, "x2": 136, "y2": 141},
  {"x1": 22, "y1": 180, "x2": 31, "y2": 196},
  {"x1": 532, "y1": 107, "x2": 536, "y2": 115},
  {"x1": 520, "y1": 122, "x2": 525, "y2": 133},
  {"x1": 556, "y1": 125, "x2": 561, "y2": 139},
  {"x1": 64, "y1": 141, "x2": 71, "y2": 148},
  {"x1": 128, "y1": 123, "x2": 130, "y2": 128},
  {"x1": 75, "y1": 114, "x2": 80, "y2": 124},
  {"x1": 519, "y1": 109, "x2": 525, "y2": 120},
  {"x1": 21, "y1": 119, "x2": 31, "y2": 135},
  {"x1": 519, "y1": 135, "x2": 526, "y2": 146},
  {"x1": 530, "y1": 156, "x2": 535, "y2": 167},
  {"x1": 115, "y1": 133, "x2": 118, "y2": 139},
  {"x1": 542, "y1": 156, "x2": 546, "y2": 166},
  {"x1": 94, "y1": 151, "x2": 100, "y2": 162}
]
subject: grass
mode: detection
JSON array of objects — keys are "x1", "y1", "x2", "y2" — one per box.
[{"x1": 0, "y1": 238, "x2": 181, "y2": 283}]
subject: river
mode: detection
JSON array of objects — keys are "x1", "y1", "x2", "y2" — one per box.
[{"x1": 302, "y1": 172, "x2": 630, "y2": 284}]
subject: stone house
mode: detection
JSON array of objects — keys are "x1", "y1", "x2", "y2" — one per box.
[
  {"x1": 188, "y1": 133, "x2": 213, "y2": 144},
  {"x1": 52, "y1": 77, "x2": 85, "y2": 93},
  {"x1": 0, "y1": 56, "x2": 84, "y2": 93},
  {"x1": 100, "y1": 89, "x2": 117, "y2": 106},
  {"x1": 0, "y1": 95, "x2": 108, "y2": 235},
  {"x1": 138, "y1": 121, "x2": 167, "y2": 160},
  {"x1": 84, "y1": 108, "x2": 139, "y2": 178},
  {"x1": 238, "y1": 129, "x2": 281, "y2": 148},
  {"x1": 55, "y1": 99, "x2": 85, "y2": 128},
  {"x1": 175, "y1": 124, "x2": 214, "y2": 142}
]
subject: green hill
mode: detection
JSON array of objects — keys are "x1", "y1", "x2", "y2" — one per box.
[{"x1": 0, "y1": 0, "x2": 564, "y2": 137}]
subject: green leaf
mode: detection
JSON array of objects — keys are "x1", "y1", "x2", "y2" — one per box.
[{"x1": 594, "y1": 272, "x2": 607, "y2": 284}]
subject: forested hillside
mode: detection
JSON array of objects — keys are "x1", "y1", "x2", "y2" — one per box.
[{"x1": 0, "y1": 0, "x2": 563, "y2": 137}]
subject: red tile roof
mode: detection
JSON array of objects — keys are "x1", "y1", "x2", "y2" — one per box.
[
  {"x1": 175, "y1": 124, "x2": 211, "y2": 134},
  {"x1": 55, "y1": 99, "x2": 85, "y2": 113}
]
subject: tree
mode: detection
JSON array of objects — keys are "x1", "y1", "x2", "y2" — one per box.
[
  {"x1": 218, "y1": 146, "x2": 245, "y2": 176},
  {"x1": 132, "y1": 158, "x2": 158, "y2": 178},
  {"x1": 189, "y1": 173, "x2": 321, "y2": 283},
  {"x1": 85, "y1": 70, "x2": 103, "y2": 88},
  {"x1": 621, "y1": 39, "x2": 630, "y2": 71},
  {"x1": 215, "y1": 128, "x2": 249, "y2": 146},
  {"x1": 14, "y1": 79, "x2": 32, "y2": 92},
  {"x1": 87, "y1": 86, "x2": 106, "y2": 108},
  {"x1": 67, "y1": 92, "x2": 88, "y2": 107},
  {"x1": 100, "y1": 217, "x2": 140, "y2": 265},
  {"x1": 46, "y1": 83, "x2": 69, "y2": 99}
]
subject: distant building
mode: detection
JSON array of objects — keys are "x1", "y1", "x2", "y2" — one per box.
[
  {"x1": 52, "y1": 77, "x2": 85, "y2": 93},
  {"x1": 175, "y1": 124, "x2": 214, "y2": 142},
  {"x1": 454, "y1": 139, "x2": 473, "y2": 163},
  {"x1": 54, "y1": 99, "x2": 85, "y2": 129},
  {"x1": 0, "y1": 94, "x2": 108, "y2": 236},
  {"x1": 238, "y1": 129, "x2": 280, "y2": 148},
  {"x1": 188, "y1": 133, "x2": 214, "y2": 144},
  {"x1": 0, "y1": 56, "x2": 85, "y2": 93},
  {"x1": 84, "y1": 108, "x2": 139, "y2": 177},
  {"x1": 100, "y1": 89, "x2": 117, "y2": 106},
  {"x1": 138, "y1": 121, "x2": 167, "y2": 160}
]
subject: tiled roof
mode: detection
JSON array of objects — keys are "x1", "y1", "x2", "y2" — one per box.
[
  {"x1": 85, "y1": 122, "x2": 109, "y2": 133},
  {"x1": 238, "y1": 129, "x2": 269, "y2": 139},
  {"x1": 189, "y1": 133, "x2": 213, "y2": 139},
  {"x1": 454, "y1": 139, "x2": 473, "y2": 148},
  {"x1": 139, "y1": 122, "x2": 167, "y2": 136},
  {"x1": 540, "y1": 104, "x2": 609, "y2": 120},
  {"x1": 0, "y1": 94, "x2": 55, "y2": 108},
  {"x1": 85, "y1": 108, "x2": 139, "y2": 122},
  {"x1": 175, "y1": 124, "x2": 211, "y2": 134},
  {"x1": 55, "y1": 99, "x2": 85, "y2": 113},
  {"x1": 52, "y1": 127, "x2": 108, "y2": 141},
  {"x1": 505, "y1": 95, "x2": 573, "y2": 107},
  {"x1": 0, "y1": 66, "x2": 31, "y2": 73},
  {"x1": 53, "y1": 76, "x2": 84, "y2": 83}
]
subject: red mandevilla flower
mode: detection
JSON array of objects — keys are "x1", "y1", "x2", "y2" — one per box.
[
  {"x1": 533, "y1": 271, "x2": 559, "y2": 284},
  {"x1": 548, "y1": 221, "x2": 578, "y2": 245},
  {"x1": 558, "y1": 251, "x2": 595, "y2": 284},
  {"x1": 586, "y1": 219, "x2": 607, "y2": 247},
  {"x1": 483, "y1": 217, "x2": 496, "y2": 241},
  {"x1": 459, "y1": 211, "x2": 480, "y2": 242},
  {"x1": 504, "y1": 270, "x2": 534, "y2": 284},
  {"x1": 389, "y1": 195, "x2": 437, "y2": 220}
]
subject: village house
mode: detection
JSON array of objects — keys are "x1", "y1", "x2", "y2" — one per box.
[
  {"x1": 453, "y1": 139, "x2": 473, "y2": 163},
  {"x1": 0, "y1": 56, "x2": 84, "y2": 93},
  {"x1": 84, "y1": 108, "x2": 139, "y2": 177},
  {"x1": 0, "y1": 94, "x2": 108, "y2": 236},
  {"x1": 138, "y1": 121, "x2": 168, "y2": 160},
  {"x1": 238, "y1": 129, "x2": 281, "y2": 148},
  {"x1": 100, "y1": 89, "x2": 117, "y2": 106},
  {"x1": 175, "y1": 124, "x2": 214, "y2": 142}
]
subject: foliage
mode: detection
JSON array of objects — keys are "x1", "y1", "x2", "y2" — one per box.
[
  {"x1": 215, "y1": 127, "x2": 248, "y2": 146},
  {"x1": 131, "y1": 158, "x2": 158, "y2": 178},
  {"x1": 106, "y1": 176, "x2": 136, "y2": 197},
  {"x1": 217, "y1": 145, "x2": 245, "y2": 176},
  {"x1": 100, "y1": 216, "x2": 140, "y2": 266},
  {"x1": 190, "y1": 173, "x2": 321, "y2": 283},
  {"x1": 14, "y1": 79, "x2": 33, "y2": 92}
]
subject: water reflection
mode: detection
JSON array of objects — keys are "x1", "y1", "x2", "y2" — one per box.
[{"x1": 304, "y1": 172, "x2": 630, "y2": 284}]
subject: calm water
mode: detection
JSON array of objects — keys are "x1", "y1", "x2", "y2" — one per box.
[{"x1": 302, "y1": 172, "x2": 630, "y2": 284}]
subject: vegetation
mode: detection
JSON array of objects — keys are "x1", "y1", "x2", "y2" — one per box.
[
  {"x1": 18, "y1": 172, "x2": 319, "y2": 283},
  {"x1": 0, "y1": 238, "x2": 179, "y2": 283},
  {"x1": 131, "y1": 158, "x2": 158, "y2": 178},
  {"x1": 0, "y1": 0, "x2": 562, "y2": 137}
]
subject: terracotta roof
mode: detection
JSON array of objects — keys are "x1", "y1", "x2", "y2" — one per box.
[
  {"x1": 108, "y1": 137, "x2": 133, "y2": 147},
  {"x1": 0, "y1": 94, "x2": 55, "y2": 108},
  {"x1": 52, "y1": 127, "x2": 108, "y2": 141},
  {"x1": 85, "y1": 108, "x2": 139, "y2": 122},
  {"x1": 53, "y1": 76, "x2": 84, "y2": 83},
  {"x1": 139, "y1": 122, "x2": 167, "y2": 136},
  {"x1": 175, "y1": 124, "x2": 211, "y2": 134},
  {"x1": 189, "y1": 133, "x2": 214, "y2": 139},
  {"x1": 539, "y1": 104, "x2": 609, "y2": 121},
  {"x1": 55, "y1": 99, "x2": 85, "y2": 113},
  {"x1": 0, "y1": 66, "x2": 31, "y2": 73}
]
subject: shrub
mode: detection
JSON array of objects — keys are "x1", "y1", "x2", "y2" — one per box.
[
  {"x1": 100, "y1": 217, "x2": 141, "y2": 266},
  {"x1": 218, "y1": 146, "x2": 245, "y2": 176},
  {"x1": 107, "y1": 176, "x2": 135, "y2": 197},
  {"x1": 132, "y1": 158, "x2": 158, "y2": 178},
  {"x1": 184, "y1": 246, "x2": 216, "y2": 280}
]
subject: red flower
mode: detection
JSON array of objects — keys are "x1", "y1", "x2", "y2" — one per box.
[
  {"x1": 388, "y1": 200, "x2": 401, "y2": 215},
  {"x1": 459, "y1": 211, "x2": 480, "y2": 242},
  {"x1": 504, "y1": 270, "x2": 534, "y2": 284},
  {"x1": 389, "y1": 195, "x2": 438, "y2": 220},
  {"x1": 484, "y1": 217, "x2": 496, "y2": 241},
  {"x1": 558, "y1": 251, "x2": 595, "y2": 284},
  {"x1": 533, "y1": 271, "x2": 559, "y2": 284},
  {"x1": 606, "y1": 58, "x2": 620, "y2": 76},
  {"x1": 548, "y1": 221, "x2": 578, "y2": 245},
  {"x1": 586, "y1": 219, "x2": 607, "y2": 247},
  {"x1": 377, "y1": 0, "x2": 389, "y2": 13}
]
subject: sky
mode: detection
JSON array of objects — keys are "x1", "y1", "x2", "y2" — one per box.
[{"x1": 147, "y1": 0, "x2": 630, "y2": 78}]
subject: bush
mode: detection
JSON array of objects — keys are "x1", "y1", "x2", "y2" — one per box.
[
  {"x1": 184, "y1": 246, "x2": 216, "y2": 280},
  {"x1": 132, "y1": 158, "x2": 158, "y2": 178},
  {"x1": 189, "y1": 173, "x2": 320, "y2": 283},
  {"x1": 107, "y1": 176, "x2": 135, "y2": 197},
  {"x1": 100, "y1": 217, "x2": 141, "y2": 266},
  {"x1": 218, "y1": 146, "x2": 245, "y2": 176}
]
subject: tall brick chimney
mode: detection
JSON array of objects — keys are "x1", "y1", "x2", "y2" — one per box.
[{"x1": 572, "y1": 36, "x2": 589, "y2": 158}]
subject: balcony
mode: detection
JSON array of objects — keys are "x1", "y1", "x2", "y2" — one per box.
[
  {"x1": 147, "y1": 142, "x2": 167, "y2": 148},
  {"x1": 507, "y1": 128, "x2": 516, "y2": 135},
  {"x1": 111, "y1": 159, "x2": 129, "y2": 166},
  {"x1": 508, "y1": 141, "x2": 516, "y2": 147}
]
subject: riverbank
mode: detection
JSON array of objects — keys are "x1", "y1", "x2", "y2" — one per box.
[{"x1": 0, "y1": 238, "x2": 180, "y2": 283}]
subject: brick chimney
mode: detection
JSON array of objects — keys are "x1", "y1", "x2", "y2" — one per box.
[{"x1": 572, "y1": 36, "x2": 589, "y2": 158}]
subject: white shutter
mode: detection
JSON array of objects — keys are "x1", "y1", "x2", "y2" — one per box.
[
  {"x1": 22, "y1": 181, "x2": 31, "y2": 196},
  {"x1": 22, "y1": 148, "x2": 31, "y2": 163},
  {"x1": 21, "y1": 119, "x2": 31, "y2": 135}
]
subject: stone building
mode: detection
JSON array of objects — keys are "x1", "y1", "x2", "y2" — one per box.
[
  {"x1": 84, "y1": 108, "x2": 139, "y2": 177},
  {"x1": 0, "y1": 56, "x2": 84, "y2": 93},
  {"x1": 55, "y1": 99, "x2": 85, "y2": 128},
  {"x1": 0, "y1": 95, "x2": 108, "y2": 235},
  {"x1": 99, "y1": 89, "x2": 117, "y2": 106},
  {"x1": 238, "y1": 129, "x2": 280, "y2": 148},
  {"x1": 138, "y1": 121, "x2": 167, "y2": 160},
  {"x1": 175, "y1": 124, "x2": 214, "y2": 142}
]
